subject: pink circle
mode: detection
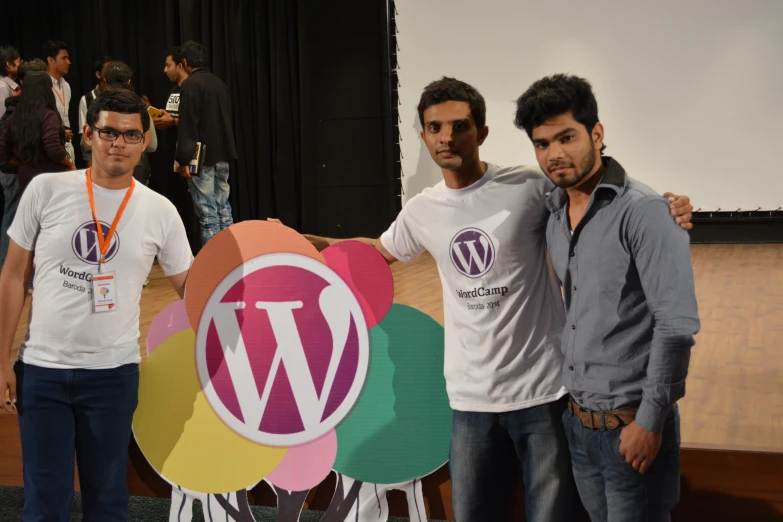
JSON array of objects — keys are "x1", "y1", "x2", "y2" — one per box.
[
  {"x1": 147, "y1": 300, "x2": 190, "y2": 356},
  {"x1": 266, "y1": 429, "x2": 337, "y2": 491},
  {"x1": 322, "y1": 241, "x2": 394, "y2": 328}
]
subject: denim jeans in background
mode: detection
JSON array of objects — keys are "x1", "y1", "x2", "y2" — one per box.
[
  {"x1": 0, "y1": 171, "x2": 21, "y2": 270},
  {"x1": 562, "y1": 404, "x2": 681, "y2": 522},
  {"x1": 187, "y1": 161, "x2": 234, "y2": 246},
  {"x1": 14, "y1": 361, "x2": 140, "y2": 522},
  {"x1": 449, "y1": 396, "x2": 579, "y2": 522}
]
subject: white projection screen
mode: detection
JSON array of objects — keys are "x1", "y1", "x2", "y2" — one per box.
[{"x1": 396, "y1": 0, "x2": 783, "y2": 211}]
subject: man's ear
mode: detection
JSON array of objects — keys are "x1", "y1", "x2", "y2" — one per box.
[
  {"x1": 83, "y1": 125, "x2": 94, "y2": 146},
  {"x1": 478, "y1": 125, "x2": 489, "y2": 146}
]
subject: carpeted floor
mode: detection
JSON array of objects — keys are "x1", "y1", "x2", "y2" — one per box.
[{"x1": 0, "y1": 486, "x2": 444, "y2": 521}]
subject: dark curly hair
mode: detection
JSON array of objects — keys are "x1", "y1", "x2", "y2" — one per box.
[{"x1": 514, "y1": 73, "x2": 606, "y2": 152}]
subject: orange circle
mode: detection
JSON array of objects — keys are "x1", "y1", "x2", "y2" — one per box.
[{"x1": 184, "y1": 221, "x2": 325, "y2": 331}]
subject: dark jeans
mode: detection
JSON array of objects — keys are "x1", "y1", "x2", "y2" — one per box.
[
  {"x1": 562, "y1": 404, "x2": 681, "y2": 522},
  {"x1": 449, "y1": 397, "x2": 578, "y2": 522},
  {"x1": 14, "y1": 361, "x2": 140, "y2": 522}
]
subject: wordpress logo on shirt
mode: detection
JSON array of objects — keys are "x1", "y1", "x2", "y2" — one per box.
[
  {"x1": 71, "y1": 221, "x2": 120, "y2": 264},
  {"x1": 450, "y1": 228, "x2": 495, "y2": 278}
]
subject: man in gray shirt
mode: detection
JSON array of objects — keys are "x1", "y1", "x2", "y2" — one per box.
[{"x1": 514, "y1": 74, "x2": 700, "y2": 521}]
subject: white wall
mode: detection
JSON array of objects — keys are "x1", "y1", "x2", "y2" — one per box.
[{"x1": 396, "y1": 0, "x2": 783, "y2": 211}]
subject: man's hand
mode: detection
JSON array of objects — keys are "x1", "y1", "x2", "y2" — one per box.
[
  {"x1": 664, "y1": 193, "x2": 693, "y2": 231},
  {"x1": 64, "y1": 129, "x2": 74, "y2": 142},
  {"x1": 178, "y1": 165, "x2": 192, "y2": 179},
  {"x1": 618, "y1": 421, "x2": 662, "y2": 475},
  {"x1": 0, "y1": 363, "x2": 16, "y2": 414},
  {"x1": 266, "y1": 219, "x2": 332, "y2": 251},
  {"x1": 154, "y1": 111, "x2": 175, "y2": 130}
]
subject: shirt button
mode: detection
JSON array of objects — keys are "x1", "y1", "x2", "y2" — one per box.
[
  {"x1": 572, "y1": 286, "x2": 577, "y2": 291},
  {"x1": 569, "y1": 365, "x2": 574, "y2": 371},
  {"x1": 570, "y1": 252, "x2": 575, "y2": 257},
  {"x1": 571, "y1": 325, "x2": 576, "y2": 330},
  {"x1": 579, "y1": 398, "x2": 584, "y2": 404}
]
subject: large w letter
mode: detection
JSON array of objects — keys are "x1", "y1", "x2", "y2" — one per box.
[
  {"x1": 211, "y1": 284, "x2": 353, "y2": 432},
  {"x1": 451, "y1": 236, "x2": 491, "y2": 273}
]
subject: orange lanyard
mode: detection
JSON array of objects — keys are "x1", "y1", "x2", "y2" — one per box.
[
  {"x1": 51, "y1": 85, "x2": 65, "y2": 106},
  {"x1": 86, "y1": 168, "x2": 135, "y2": 271}
]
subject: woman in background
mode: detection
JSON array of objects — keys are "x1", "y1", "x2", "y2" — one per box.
[{"x1": 0, "y1": 71, "x2": 75, "y2": 192}]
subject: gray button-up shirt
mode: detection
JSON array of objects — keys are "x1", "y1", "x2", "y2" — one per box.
[{"x1": 545, "y1": 157, "x2": 700, "y2": 433}]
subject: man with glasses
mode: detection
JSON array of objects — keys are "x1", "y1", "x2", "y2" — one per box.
[{"x1": 0, "y1": 89, "x2": 192, "y2": 521}]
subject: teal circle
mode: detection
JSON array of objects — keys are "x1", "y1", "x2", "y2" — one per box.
[{"x1": 333, "y1": 304, "x2": 452, "y2": 483}]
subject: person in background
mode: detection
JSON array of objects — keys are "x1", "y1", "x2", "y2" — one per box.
[
  {"x1": 0, "y1": 46, "x2": 21, "y2": 119},
  {"x1": 0, "y1": 59, "x2": 48, "y2": 273},
  {"x1": 176, "y1": 40, "x2": 236, "y2": 245},
  {"x1": 78, "y1": 56, "x2": 113, "y2": 167},
  {"x1": 147, "y1": 46, "x2": 188, "y2": 131},
  {"x1": 42, "y1": 41, "x2": 74, "y2": 164},
  {"x1": 0, "y1": 71, "x2": 74, "y2": 192}
]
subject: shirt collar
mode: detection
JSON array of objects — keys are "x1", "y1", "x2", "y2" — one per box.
[
  {"x1": 0, "y1": 76, "x2": 18, "y2": 91},
  {"x1": 49, "y1": 74, "x2": 64, "y2": 89},
  {"x1": 545, "y1": 156, "x2": 627, "y2": 213}
]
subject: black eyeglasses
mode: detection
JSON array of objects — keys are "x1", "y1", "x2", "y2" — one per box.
[{"x1": 91, "y1": 126, "x2": 145, "y2": 145}]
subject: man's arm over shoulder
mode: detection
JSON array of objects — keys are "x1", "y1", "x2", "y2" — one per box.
[
  {"x1": 629, "y1": 196, "x2": 701, "y2": 433},
  {"x1": 273, "y1": 197, "x2": 427, "y2": 266}
]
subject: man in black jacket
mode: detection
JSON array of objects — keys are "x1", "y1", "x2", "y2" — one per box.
[{"x1": 176, "y1": 40, "x2": 236, "y2": 246}]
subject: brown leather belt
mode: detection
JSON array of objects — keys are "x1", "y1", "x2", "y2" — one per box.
[{"x1": 567, "y1": 400, "x2": 637, "y2": 430}]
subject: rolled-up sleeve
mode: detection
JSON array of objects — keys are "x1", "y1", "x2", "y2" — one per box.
[{"x1": 629, "y1": 198, "x2": 701, "y2": 433}]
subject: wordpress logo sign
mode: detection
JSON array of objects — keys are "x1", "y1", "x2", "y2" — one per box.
[
  {"x1": 195, "y1": 253, "x2": 370, "y2": 447},
  {"x1": 450, "y1": 228, "x2": 495, "y2": 278},
  {"x1": 71, "y1": 221, "x2": 120, "y2": 264}
]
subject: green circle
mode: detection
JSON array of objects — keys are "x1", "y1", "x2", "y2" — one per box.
[{"x1": 333, "y1": 304, "x2": 452, "y2": 483}]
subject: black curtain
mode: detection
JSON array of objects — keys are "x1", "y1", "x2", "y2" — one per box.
[{"x1": 0, "y1": 0, "x2": 304, "y2": 253}]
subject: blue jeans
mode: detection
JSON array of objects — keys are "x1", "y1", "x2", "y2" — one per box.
[
  {"x1": 449, "y1": 397, "x2": 578, "y2": 522},
  {"x1": 187, "y1": 161, "x2": 233, "y2": 246},
  {"x1": 562, "y1": 404, "x2": 681, "y2": 522},
  {"x1": 0, "y1": 171, "x2": 21, "y2": 271},
  {"x1": 14, "y1": 361, "x2": 140, "y2": 522}
]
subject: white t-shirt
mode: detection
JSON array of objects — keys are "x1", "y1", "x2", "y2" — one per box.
[
  {"x1": 381, "y1": 163, "x2": 567, "y2": 412},
  {"x1": 8, "y1": 170, "x2": 193, "y2": 369}
]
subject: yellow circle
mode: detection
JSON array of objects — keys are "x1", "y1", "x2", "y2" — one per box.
[{"x1": 132, "y1": 329, "x2": 287, "y2": 493}]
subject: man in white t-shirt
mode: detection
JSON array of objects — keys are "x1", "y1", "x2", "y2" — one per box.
[
  {"x1": 294, "y1": 77, "x2": 693, "y2": 521},
  {"x1": 0, "y1": 89, "x2": 192, "y2": 521}
]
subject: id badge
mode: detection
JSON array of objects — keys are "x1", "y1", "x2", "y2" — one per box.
[{"x1": 91, "y1": 271, "x2": 118, "y2": 313}]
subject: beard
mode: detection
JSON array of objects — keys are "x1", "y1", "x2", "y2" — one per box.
[
  {"x1": 548, "y1": 146, "x2": 597, "y2": 189},
  {"x1": 99, "y1": 153, "x2": 139, "y2": 177}
]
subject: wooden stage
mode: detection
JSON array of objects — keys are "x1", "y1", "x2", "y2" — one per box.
[{"x1": 2, "y1": 244, "x2": 783, "y2": 520}]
